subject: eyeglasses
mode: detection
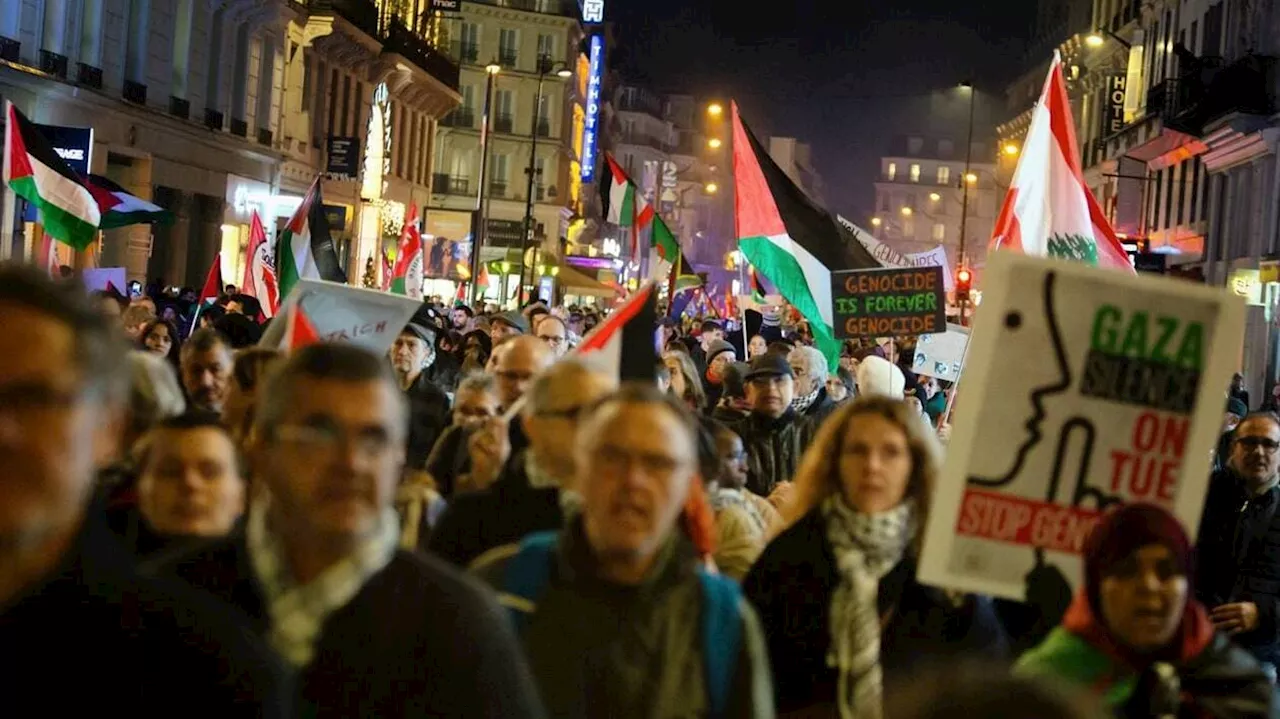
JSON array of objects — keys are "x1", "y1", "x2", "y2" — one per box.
[
  {"x1": 274, "y1": 421, "x2": 394, "y2": 458},
  {"x1": 1237, "y1": 437, "x2": 1280, "y2": 453}
]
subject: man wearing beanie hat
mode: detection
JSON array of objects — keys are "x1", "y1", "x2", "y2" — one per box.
[
  {"x1": 1018, "y1": 503, "x2": 1275, "y2": 716},
  {"x1": 702, "y1": 339, "x2": 736, "y2": 411},
  {"x1": 391, "y1": 314, "x2": 454, "y2": 469}
]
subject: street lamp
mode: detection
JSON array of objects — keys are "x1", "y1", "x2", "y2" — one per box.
[
  {"x1": 705, "y1": 182, "x2": 719, "y2": 194},
  {"x1": 965, "y1": 172, "x2": 978, "y2": 184},
  {"x1": 957, "y1": 80, "x2": 977, "y2": 325},
  {"x1": 470, "y1": 60, "x2": 502, "y2": 304},
  {"x1": 708, "y1": 137, "x2": 723, "y2": 149},
  {"x1": 707, "y1": 102, "x2": 723, "y2": 117},
  {"x1": 900, "y1": 206, "x2": 913, "y2": 217},
  {"x1": 518, "y1": 56, "x2": 572, "y2": 303},
  {"x1": 1003, "y1": 143, "x2": 1019, "y2": 156},
  {"x1": 928, "y1": 192, "x2": 941, "y2": 202},
  {"x1": 871, "y1": 217, "x2": 882, "y2": 227},
  {"x1": 1085, "y1": 34, "x2": 1105, "y2": 48}
]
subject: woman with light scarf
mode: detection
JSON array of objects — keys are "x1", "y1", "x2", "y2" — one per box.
[{"x1": 743, "y1": 396, "x2": 1008, "y2": 718}]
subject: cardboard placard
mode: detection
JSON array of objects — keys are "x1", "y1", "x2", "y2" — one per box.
[
  {"x1": 917, "y1": 253, "x2": 1245, "y2": 600},
  {"x1": 259, "y1": 279, "x2": 421, "y2": 356},
  {"x1": 830, "y1": 266, "x2": 946, "y2": 339},
  {"x1": 911, "y1": 323, "x2": 970, "y2": 381}
]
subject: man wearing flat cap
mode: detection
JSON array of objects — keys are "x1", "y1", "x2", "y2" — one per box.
[{"x1": 391, "y1": 313, "x2": 454, "y2": 469}]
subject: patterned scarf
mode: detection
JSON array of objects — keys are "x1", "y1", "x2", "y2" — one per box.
[
  {"x1": 247, "y1": 498, "x2": 399, "y2": 667},
  {"x1": 821, "y1": 495, "x2": 918, "y2": 719},
  {"x1": 792, "y1": 384, "x2": 821, "y2": 414}
]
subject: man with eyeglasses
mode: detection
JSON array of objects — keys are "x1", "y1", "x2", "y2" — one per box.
[
  {"x1": 535, "y1": 314, "x2": 570, "y2": 358},
  {"x1": 472, "y1": 384, "x2": 774, "y2": 718},
  {"x1": 734, "y1": 353, "x2": 816, "y2": 498},
  {"x1": 158, "y1": 343, "x2": 545, "y2": 718},
  {"x1": 430, "y1": 358, "x2": 615, "y2": 568},
  {"x1": 1196, "y1": 411, "x2": 1280, "y2": 672},
  {"x1": 0, "y1": 264, "x2": 288, "y2": 714}
]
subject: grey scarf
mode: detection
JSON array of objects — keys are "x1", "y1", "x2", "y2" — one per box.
[
  {"x1": 821, "y1": 495, "x2": 917, "y2": 719},
  {"x1": 791, "y1": 384, "x2": 821, "y2": 414}
]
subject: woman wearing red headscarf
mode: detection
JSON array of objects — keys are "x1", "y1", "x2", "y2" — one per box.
[{"x1": 1016, "y1": 503, "x2": 1277, "y2": 717}]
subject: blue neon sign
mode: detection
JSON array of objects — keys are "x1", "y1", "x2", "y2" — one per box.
[{"x1": 580, "y1": 33, "x2": 604, "y2": 184}]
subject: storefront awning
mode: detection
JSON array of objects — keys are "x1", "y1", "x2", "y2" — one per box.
[{"x1": 556, "y1": 262, "x2": 616, "y2": 297}]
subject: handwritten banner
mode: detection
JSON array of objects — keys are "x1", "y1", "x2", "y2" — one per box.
[
  {"x1": 830, "y1": 266, "x2": 946, "y2": 339},
  {"x1": 917, "y1": 252, "x2": 1244, "y2": 601},
  {"x1": 259, "y1": 279, "x2": 421, "y2": 355}
]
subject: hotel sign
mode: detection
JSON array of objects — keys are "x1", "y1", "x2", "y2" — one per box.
[
  {"x1": 1101, "y1": 73, "x2": 1126, "y2": 136},
  {"x1": 579, "y1": 33, "x2": 604, "y2": 183}
]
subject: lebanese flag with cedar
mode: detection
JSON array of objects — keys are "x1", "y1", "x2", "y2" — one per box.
[{"x1": 989, "y1": 53, "x2": 1133, "y2": 272}]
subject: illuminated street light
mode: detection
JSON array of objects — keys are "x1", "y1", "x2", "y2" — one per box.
[
  {"x1": 929, "y1": 192, "x2": 941, "y2": 202},
  {"x1": 1085, "y1": 33, "x2": 1105, "y2": 48},
  {"x1": 708, "y1": 138, "x2": 723, "y2": 149},
  {"x1": 1003, "y1": 143, "x2": 1019, "y2": 156},
  {"x1": 705, "y1": 182, "x2": 719, "y2": 194},
  {"x1": 707, "y1": 103, "x2": 724, "y2": 117},
  {"x1": 871, "y1": 217, "x2": 882, "y2": 227},
  {"x1": 900, "y1": 207, "x2": 913, "y2": 217},
  {"x1": 485, "y1": 61, "x2": 501, "y2": 75},
  {"x1": 965, "y1": 172, "x2": 978, "y2": 184},
  {"x1": 555, "y1": 67, "x2": 572, "y2": 78}
]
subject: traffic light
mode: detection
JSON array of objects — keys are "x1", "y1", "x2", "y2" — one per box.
[{"x1": 955, "y1": 267, "x2": 973, "y2": 303}]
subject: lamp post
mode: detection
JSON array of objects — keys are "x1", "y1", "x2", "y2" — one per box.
[
  {"x1": 518, "y1": 57, "x2": 571, "y2": 304},
  {"x1": 957, "y1": 80, "x2": 976, "y2": 326},
  {"x1": 469, "y1": 60, "x2": 502, "y2": 305}
]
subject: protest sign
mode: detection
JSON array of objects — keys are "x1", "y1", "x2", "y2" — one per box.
[
  {"x1": 80, "y1": 267, "x2": 127, "y2": 293},
  {"x1": 917, "y1": 252, "x2": 1245, "y2": 600},
  {"x1": 830, "y1": 266, "x2": 946, "y2": 339},
  {"x1": 911, "y1": 323, "x2": 969, "y2": 381},
  {"x1": 838, "y1": 215, "x2": 956, "y2": 290},
  {"x1": 259, "y1": 279, "x2": 421, "y2": 355}
]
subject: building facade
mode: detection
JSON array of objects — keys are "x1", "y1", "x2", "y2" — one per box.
[
  {"x1": 870, "y1": 135, "x2": 999, "y2": 279},
  {"x1": 429, "y1": 0, "x2": 583, "y2": 302},
  {"x1": 1, "y1": 0, "x2": 460, "y2": 288},
  {"x1": 768, "y1": 136, "x2": 823, "y2": 205}
]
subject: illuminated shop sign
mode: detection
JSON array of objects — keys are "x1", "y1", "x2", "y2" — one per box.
[
  {"x1": 582, "y1": 0, "x2": 603, "y2": 23},
  {"x1": 580, "y1": 33, "x2": 603, "y2": 183}
]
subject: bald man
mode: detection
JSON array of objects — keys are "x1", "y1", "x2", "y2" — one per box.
[
  {"x1": 491, "y1": 335, "x2": 555, "y2": 412},
  {"x1": 430, "y1": 359, "x2": 616, "y2": 568}
]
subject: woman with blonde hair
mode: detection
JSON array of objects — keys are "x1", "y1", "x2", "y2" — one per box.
[
  {"x1": 743, "y1": 396, "x2": 1007, "y2": 718},
  {"x1": 662, "y1": 349, "x2": 706, "y2": 412}
]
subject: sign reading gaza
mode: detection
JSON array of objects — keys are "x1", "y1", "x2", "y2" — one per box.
[{"x1": 830, "y1": 266, "x2": 946, "y2": 339}]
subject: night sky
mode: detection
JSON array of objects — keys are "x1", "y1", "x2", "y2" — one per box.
[{"x1": 611, "y1": 0, "x2": 1038, "y2": 221}]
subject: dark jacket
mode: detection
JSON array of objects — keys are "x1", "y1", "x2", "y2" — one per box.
[
  {"x1": 1196, "y1": 468, "x2": 1280, "y2": 664},
  {"x1": 105, "y1": 503, "x2": 217, "y2": 559},
  {"x1": 799, "y1": 388, "x2": 838, "y2": 426},
  {"x1": 734, "y1": 410, "x2": 816, "y2": 496},
  {"x1": 1, "y1": 514, "x2": 290, "y2": 716},
  {"x1": 743, "y1": 510, "x2": 1008, "y2": 713},
  {"x1": 405, "y1": 370, "x2": 451, "y2": 470},
  {"x1": 425, "y1": 423, "x2": 472, "y2": 498},
  {"x1": 428, "y1": 450, "x2": 564, "y2": 568},
  {"x1": 157, "y1": 535, "x2": 545, "y2": 719},
  {"x1": 425, "y1": 351, "x2": 462, "y2": 394}
]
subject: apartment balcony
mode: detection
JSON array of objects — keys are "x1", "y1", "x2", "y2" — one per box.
[
  {"x1": 489, "y1": 180, "x2": 507, "y2": 197},
  {"x1": 618, "y1": 131, "x2": 670, "y2": 152},
  {"x1": 498, "y1": 50, "x2": 518, "y2": 68},
  {"x1": 39, "y1": 49, "x2": 68, "y2": 79},
  {"x1": 382, "y1": 17, "x2": 460, "y2": 93},
  {"x1": 305, "y1": 0, "x2": 379, "y2": 40},
  {"x1": 535, "y1": 118, "x2": 551, "y2": 137},
  {"x1": 1149, "y1": 55, "x2": 1275, "y2": 138},
  {"x1": 432, "y1": 174, "x2": 473, "y2": 195},
  {"x1": 452, "y1": 42, "x2": 479, "y2": 64},
  {"x1": 440, "y1": 108, "x2": 475, "y2": 127},
  {"x1": 615, "y1": 93, "x2": 664, "y2": 119},
  {"x1": 494, "y1": 114, "x2": 514, "y2": 133},
  {"x1": 76, "y1": 62, "x2": 103, "y2": 88},
  {"x1": 464, "y1": 0, "x2": 579, "y2": 17}
]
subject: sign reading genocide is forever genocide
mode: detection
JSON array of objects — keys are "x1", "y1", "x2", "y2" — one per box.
[
  {"x1": 830, "y1": 265, "x2": 946, "y2": 339},
  {"x1": 916, "y1": 252, "x2": 1245, "y2": 601}
]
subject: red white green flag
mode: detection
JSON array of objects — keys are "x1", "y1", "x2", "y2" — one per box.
[
  {"x1": 3, "y1": 101, "x2": 100, "y2": 249},
  {"x1": 242, "y1": 210, "x2": 279, "y2": 318},
  {"x1": 390, "y1": 203, "x2": 424, "y2": 298},
  {"x1": 600, "y1": 153, "x2": 655, "y2": 261},
  {"x1": 990, "y1": 53, "x2": 1133, "y2": 272},
  {"x1": 278, "y1": 175, "x2": 348, "y2": 300}
]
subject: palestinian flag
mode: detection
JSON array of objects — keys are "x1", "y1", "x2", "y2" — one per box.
[
  {"x1": 3, "y1": 101, "x2": 99, "y2": 249},
  {"x1": 600, "y1": 153, "x2": 655, "y2": 260},
  {"x1": 189, "y1": 251, "x2": 223, "y2": 333},
  {"x1": 650, "y1": 215, "x2": 680, "y2": 280},
  {"x1": 242, "y1": 210, "x2": 279, "y2": 318},
  {"x1": 278, "y1": 175, "x2": 348, "y2": 299},
  {"x1": 85, "y1": 174, "x2": 174, "y2": 228},
  {"x1": 667, "y1": 253, "x2": 703, "y2": 319},
  {"x1": 750, "y1": 267, "x2": 767, "y2": 303},
  {"x1": 390, "y1": 203, "x2": 424, "y2": 299},
  {"x1": 990, "y1": 53, "x2": 1133, "y2": 272},
  {"x1": 731, "y1": 102, "x2": 878, "y2": 366},
  {"x1": 282, "y1": 303, "x2": 321, "y2": 351},
  {"x1": 575, "y1": 280, "x2": 659, "y2": 382}
]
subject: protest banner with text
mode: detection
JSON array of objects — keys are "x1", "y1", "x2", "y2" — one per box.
[
  {"x1": 830, "y1": 266, "x2": 946, "y2": 339},
  {"x1": 917, "y1": 253, "x2": 1244, "y2": 600}
]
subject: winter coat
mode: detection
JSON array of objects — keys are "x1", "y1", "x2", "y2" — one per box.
[
  {"x1": 734, "y1": 410, "x2": 816, "y2": 497},
  {"x1": 404, "y1": 370, "x2": 451, "y2": 470},
  {"x1": 743, "y1": 510, "x2": 1008, "y2": 713}
]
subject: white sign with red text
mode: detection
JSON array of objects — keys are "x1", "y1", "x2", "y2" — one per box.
[
  {"x1": 917, "y1": 252, "x2": 1244, "y2": 600},
  {"x1": 259, "y1": 279, "x2": 420, "y2": 355}
]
